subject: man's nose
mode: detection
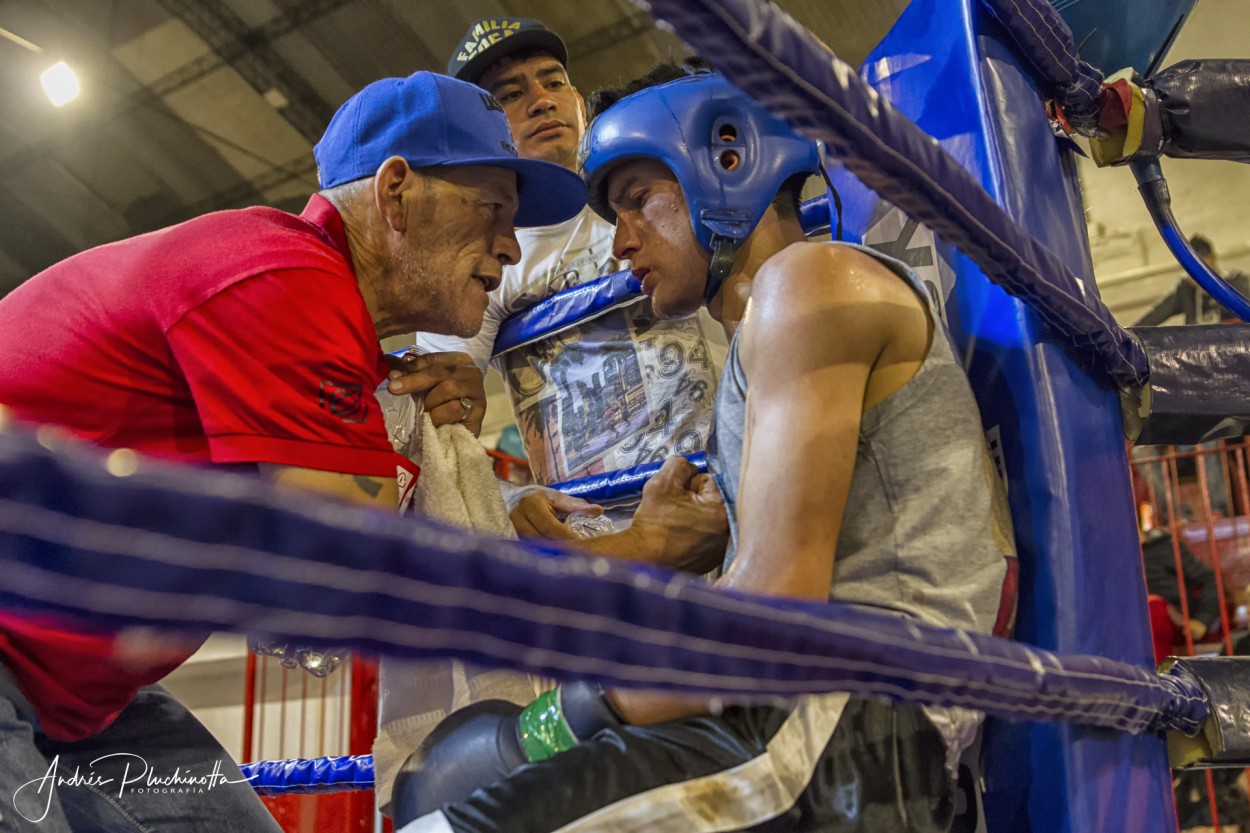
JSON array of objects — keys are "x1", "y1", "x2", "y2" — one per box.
[
  {"x1": 612, "y1": 222, "x2": 637, "y2": 262},
  {"x1": 496, "y1": 227, "x2": 522, "y2": 267},
  {"x1": 526, "y1": 80, "x2": 556, "y2": 116}
]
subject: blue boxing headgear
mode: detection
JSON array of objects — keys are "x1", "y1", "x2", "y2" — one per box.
[{"x1": 579, "y1": 73, "x2": 820, "y2": 303}]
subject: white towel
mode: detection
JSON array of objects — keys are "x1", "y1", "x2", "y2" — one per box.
[{"x1": 373, "y1": 393, "x2": 548, "y2": 815}]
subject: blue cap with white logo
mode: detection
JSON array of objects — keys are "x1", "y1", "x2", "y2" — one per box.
[{"x1": 314, "y1": 71, "x2": 585, "y2": 227}]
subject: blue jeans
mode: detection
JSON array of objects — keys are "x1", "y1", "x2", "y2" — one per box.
[{"x1": 0, "y1": 664, "x2": 281, "y2": 833}]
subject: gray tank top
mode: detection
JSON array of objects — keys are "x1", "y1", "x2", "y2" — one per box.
[{"x1": 708, "y1": 243, "x2": 1015, "y2": 635}]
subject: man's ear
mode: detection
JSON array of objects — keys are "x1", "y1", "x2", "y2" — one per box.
[{"x1": 373, "y1": 156, "x2": 413, "y2": 233}]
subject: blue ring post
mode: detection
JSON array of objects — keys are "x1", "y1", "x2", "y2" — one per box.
[{"x1": 848, "y1": 2, "x2": 1174, "y2": 830}]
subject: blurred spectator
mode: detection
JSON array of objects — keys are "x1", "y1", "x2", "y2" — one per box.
[
  {"x1": 1134, "y1": 235, "x2": 1250, "y2": 326},
  {"x1": 1131, "y1": 235, "x2": 1247, "y2": 522},
  {"x1": 1141, "y1": 528, "x2": 1248, "y2": 832},
  {"x1": 1140, "y1": 528, "x2": 1222, "y2": 642}
]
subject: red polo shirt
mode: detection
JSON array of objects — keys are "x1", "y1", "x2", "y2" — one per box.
[{"x1": 0, "y1": 195, "x2": 397, "y2": 740}]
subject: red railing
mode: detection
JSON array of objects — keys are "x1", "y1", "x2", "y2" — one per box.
[
  {"x1": 242, "y1": 653, "x2": 381, "y2": 832},
  {"x1": 1130, "y1": 438, "x2": 1250, "y2": 832}
]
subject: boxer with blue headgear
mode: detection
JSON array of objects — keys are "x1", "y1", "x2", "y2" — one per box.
[
  {"x1": 392, "y1": 71, "x2": 1017, "y2": 833},
  {"x1": 580, "y1": 72, "x2": 820, "y2": 305}
]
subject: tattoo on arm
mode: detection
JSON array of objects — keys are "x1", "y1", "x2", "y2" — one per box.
[{"x1": 353, "y1": 475, "x2": 383, "y2": 498}]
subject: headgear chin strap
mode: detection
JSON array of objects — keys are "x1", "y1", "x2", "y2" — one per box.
[{"x1": 706, "y1": 235, "x2": 741, "y2": 304}]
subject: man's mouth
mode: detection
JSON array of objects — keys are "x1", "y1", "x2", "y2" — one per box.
[
  {"x1": 529, "y1": 120, "x2": 567, "y2": 139},
  {"x1": 632, "y1": 267, "x2": 656, "y2": 294},
  {"x1": 472, "y1": 274, "x2": 500, "y2": 293}
]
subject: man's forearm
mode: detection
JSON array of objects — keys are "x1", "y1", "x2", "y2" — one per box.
[
  {"x1": 573, "y1": 525, "x2": 727, "y2": 577},
  {"x1": 570, "y1": 526, "x2": 656, "y2": 562},
  {"x1": 259, "y1": 463, "x2": 399, "y2": 510}
]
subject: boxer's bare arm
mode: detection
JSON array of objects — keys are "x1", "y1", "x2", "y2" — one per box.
[
  {"x1": 609, "y1": 245, "x2": 930, "y2": 725},
  {"x1": 259, "y1": 463, "x2": 398, "y2": 508}
]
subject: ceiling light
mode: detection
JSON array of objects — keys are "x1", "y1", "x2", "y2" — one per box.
[{"x1": 41, "y1": 61, "x2": 80, "y2": 107}]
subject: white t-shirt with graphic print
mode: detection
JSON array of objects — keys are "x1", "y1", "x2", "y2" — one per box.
[{"x1": 418, "y1": 205, "x2": 726, "y2": 486}]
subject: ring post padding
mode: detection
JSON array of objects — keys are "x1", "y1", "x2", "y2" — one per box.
[
  {"x1": 868, "y1": 4, "x2": 1169, "y2": 830},
  {"x1": 861, "y1": 4, "x2": 1173, "y2": 830},
  {"x1": 638, "y1": 0, "x2": 1179, "y2": 829}
]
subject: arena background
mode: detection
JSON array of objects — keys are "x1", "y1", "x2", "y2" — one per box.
[{"x1": 0, "y1": 0, "x2": 1247, "y2": 767}]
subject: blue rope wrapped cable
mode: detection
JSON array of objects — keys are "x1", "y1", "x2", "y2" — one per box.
[
  {"x1": 0, "y1": 424, "x2": 1208, "y2": 735},
  {"x1": 241, "y1": 755, "x2": 374, "y2": 796},
  {"x1": 979, "y1": 0, "x2": 1104, "y2": 133}
]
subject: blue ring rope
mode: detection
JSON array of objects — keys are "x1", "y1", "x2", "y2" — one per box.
[{"x1": 0, "y1": 424, "x2": 1208, "y2": 738}]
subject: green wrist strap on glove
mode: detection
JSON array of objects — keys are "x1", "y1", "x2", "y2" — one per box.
[
  {"x1": 516, "y1": 682, "x2": 626, "y2": 762},
  {"x1": 517, "y1": 688, "x2": 578, "y2": 762}
]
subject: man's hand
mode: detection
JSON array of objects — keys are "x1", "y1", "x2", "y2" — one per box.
[
  {"x1": 511, "y1": 487, "x2": 604, "y2": 540},
  {"x1": 386, "y1": 351, "x2": 487, "y2": 436},
  {"x1": 631, "y1": 457, "x2": 728, "y2": 571},
  {"x1": 581, "y1": 456, "x2": 727, "y2": 572}
]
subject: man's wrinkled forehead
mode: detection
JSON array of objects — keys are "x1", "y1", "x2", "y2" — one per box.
[{"x1": 420, "y1": 164, "x2": 518, "y2": 202}]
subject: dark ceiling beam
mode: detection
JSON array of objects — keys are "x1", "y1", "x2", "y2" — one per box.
[
  {"x1": 161, "y1": 7, "x2": 664, "y2": 224},
  {"x1": 564, "y1": 10, "x2": 656, "y2": 57},
  {"x1": 0, "y1": 191, "x2": 83, "y2": 290},
  {"x1": 158, "y1": 157, "x2": 318, "y2": 226},
  {"x1": 0, "y1": 0, "x2": 356, "y2": 177},
  {"x1": 152, "y1": 0, "x2": 337, "y2": 144}
]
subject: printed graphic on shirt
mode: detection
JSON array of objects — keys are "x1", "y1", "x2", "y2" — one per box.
[
  {"x1": 516, "y1": 395, "x2": 563, "y2": 483},
  {"x1": 862, "y1": 205, "x2": 958, "y2": 326},
  {"x1": 504, "y1": 306, "x2": 717, "y2": 483},
  {"x1": 417, "y1": 207, "x2": 727, "y2": 487},
  {"x1": 320, "y1": 381, "x2": 367, "y2": 423}
]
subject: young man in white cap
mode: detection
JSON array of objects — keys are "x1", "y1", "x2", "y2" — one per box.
[{"x1": 413, "y1": 18, "x2": 727, "y2": 537}]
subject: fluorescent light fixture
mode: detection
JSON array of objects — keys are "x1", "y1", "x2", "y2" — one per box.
[{"x1": 41, "y1": 61, "x2": 80, "y2": 107}]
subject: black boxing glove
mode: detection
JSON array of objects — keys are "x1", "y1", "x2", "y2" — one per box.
[
  {"x1": 391, "y1": 700, "x2": 527, "y2": 825},
  {"x1": 391, "y1": 683, "x2": 625, "y2": 824}
]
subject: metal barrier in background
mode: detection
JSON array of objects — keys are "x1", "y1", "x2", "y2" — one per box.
[
  {"x1": 1131, "y1": 439, "x2": 1250, "y2": 832},
  {"x1": 242, "y1": 654, "x2": 380, "y2": 832}
]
